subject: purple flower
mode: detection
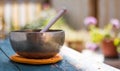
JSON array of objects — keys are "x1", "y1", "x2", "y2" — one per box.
[
  {"x1": 110, "y1": 19, "x2": 120, "y2": 29},
  {"x1": 84, "y1": 16, "x2": 97, "y2": 26},
  {"x1": 85, "y1": 42, "x2": 98, "y2": 51}
]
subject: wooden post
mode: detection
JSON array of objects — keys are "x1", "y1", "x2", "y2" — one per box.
[
  {"x1": 35, "y1": 0, "x2": 42, "y2": 17},
  {"x1": 51, "y1": 0, "x2": 96, "y2": 30},
  {"x1": 0, "y1": 0, "x2": 6, "y2": 39},
  {"x1": 98, "y1": 0, "x2": 120, "y2": 28},
  {"x1": 12, "y1": 0, "x2": 20, "y2": 30}
]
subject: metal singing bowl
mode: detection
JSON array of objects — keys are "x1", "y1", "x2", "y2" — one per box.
[{"x1": 9, "y1": 30, "x2": 65, "y2": 59}]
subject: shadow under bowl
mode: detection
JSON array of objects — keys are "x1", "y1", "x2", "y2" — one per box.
[{"x1": 9, "y1": 30, "x2": 65, "y2": 59}]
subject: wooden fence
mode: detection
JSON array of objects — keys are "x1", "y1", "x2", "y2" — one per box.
[
  {"x1": 52, "y1": 0, "x2": 120, "y2": 29},
  {"x1": 0, "y1": 0, "x2": 42, "y2": 35},
  {"x1": 0, "y1": 0, "x2": 120, "y2": 36},
  {"x1": 98, "y1": 0, "x2": 120, "y2": 28}
]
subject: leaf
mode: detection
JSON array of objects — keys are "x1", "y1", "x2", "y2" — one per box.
[{"x1": 114, "y1": 38, "x2": 120, "y2": 46}]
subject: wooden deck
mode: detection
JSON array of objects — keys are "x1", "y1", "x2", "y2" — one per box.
[{"x1": 0, "y1": 39, "x2": 119, "y2": 71}]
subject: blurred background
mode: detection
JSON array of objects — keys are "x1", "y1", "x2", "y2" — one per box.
[{"x1": 0, "y1": 0, "x2": 120, "y2": 69}]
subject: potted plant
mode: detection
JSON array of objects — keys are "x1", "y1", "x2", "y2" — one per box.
[{"x1": 84, "y1": 17, "x2": 120, "y2": 58}]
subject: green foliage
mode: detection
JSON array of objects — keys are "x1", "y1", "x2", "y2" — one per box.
[
  {"x1": 89, "y1": 24, "x2": 120, "y2": 47},
  {"x1": 89, "y1": 26, "x2": 104, "y2": 43},
  {"x1": 23, "y1": 18, "x2": 46, "y2": 30},
  {"x1": 114, "y1": 38, "x2": 120, "y2": 46},
  {"x1": 22, "y1": 9, "x2": 66, "y2": 30},
  {"x1": 23, "y1": 16, "x2": 66, "y2": 30}
]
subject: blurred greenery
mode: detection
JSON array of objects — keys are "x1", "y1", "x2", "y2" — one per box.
[
  {"x1": 23, "y1": 17, "x2": 67, "y2": 30},
  {"x1": 89, "y1": 25, "x2": 120, "y2": 46},
  {"x1": 22, "y1": 8, "x2": 67, "y2": 30},
  {"x1": 89, "y1": 23, "x2": 120, "y2": 53}
]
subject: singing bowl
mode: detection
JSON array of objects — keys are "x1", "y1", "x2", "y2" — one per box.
[{"x1": 9, "y1": 30, "x2": 65, "y2": 59}]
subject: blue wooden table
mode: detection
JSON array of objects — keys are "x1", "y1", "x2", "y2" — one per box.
[{"x1": 0, "y1": 39, "x2": 120, "y2": 71}]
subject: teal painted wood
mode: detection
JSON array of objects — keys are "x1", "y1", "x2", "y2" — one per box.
[
  {"x1": 0, "y1": 39, "x2": 120, "y2": 71},
  {"x1": 0, "y1": 39, "x2": 79, "y2": 71}
]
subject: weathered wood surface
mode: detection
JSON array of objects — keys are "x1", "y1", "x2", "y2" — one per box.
[
  {"x1": 51, "y1": 0, "x2": 96, "y2": 30},
  {"x1": 0, "y1": 0, "x2": 42, "y2": 32},
  {"x1": 104, "y1": 58, "x2": 120, "y2": 69},
  {"x1": 61, "y1": 46, "x2": 120, "y2": 71},
  {"x1": 0, "y1": 39, "x2": 78, "y2": 71},
  {"x1": 98, "y1": 0, "x2": 120, "y2": 28},
  {"x1": 0, "y1": 39, "x2": 119, "y2": 71},
  {"x1": 52, "y1": 0, "x2": 120, "y2": 28},
  {"x1": 1, "y1": 0, "x2": 120, "y2": 30}
]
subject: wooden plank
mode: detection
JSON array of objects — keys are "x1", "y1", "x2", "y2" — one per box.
[
  {"x1": 27, "y1": 0, "x2": 36, "y2": 22},
  {"x1": 60, "y1": 46, "x2": 120, "y2": 71},
  {"x1": 51, "y1": 0, "x2": 96, "y2": 30},
  {"x1": 0, "y1": 39, "x2": 119, "y2": 71},
  {"x1": 104, "y1": 59, "x2": 120, "y2": 69},
  {"x1": 12, "y1": 0, "x2": 20, "y2": 30},
  {"x1": 0, "y1": 39, "x2": 78, "y2": 71},
  {"x1": 35, "y1": 0, "x2": 42, "y2": 17},
  {"x1": 3, "y1": 0, "x2": 12, "y2": 33},
  {"x1": 0, "y1": 0, "x2": 6, "y2": 39},
  {"x1": 98, "y1": 0, "x2": 120, "y2": 28},
  {"x1": 18, "y1": 0, "x2": 27, "y2": 27}
]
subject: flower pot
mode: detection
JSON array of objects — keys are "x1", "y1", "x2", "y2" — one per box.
[{"x1": 101, "y1": 39, "x2": 118, "y2": 58}]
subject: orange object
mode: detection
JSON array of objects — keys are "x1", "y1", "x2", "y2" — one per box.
[
  {"x1": 101, "y1": 39, "x2": 118, "y2": 58},
  {"x1": 10, "y1": 54, "x2": 62, "y2": 65}
]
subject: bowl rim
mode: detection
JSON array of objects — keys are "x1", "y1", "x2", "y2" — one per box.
[{"x1": 10, "y1": 29, "x2": 64, "y2": 33}]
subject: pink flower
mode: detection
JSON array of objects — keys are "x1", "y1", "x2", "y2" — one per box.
[
  {"x1": 84, "y1": 16, "x2": 97, "y2": 26},
  {"x1": 85, "y1": 42, "x2": 98, "y2": 51},
  {"x1": 110, "y1": 19, "x2": 120, "y2": 29}
]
